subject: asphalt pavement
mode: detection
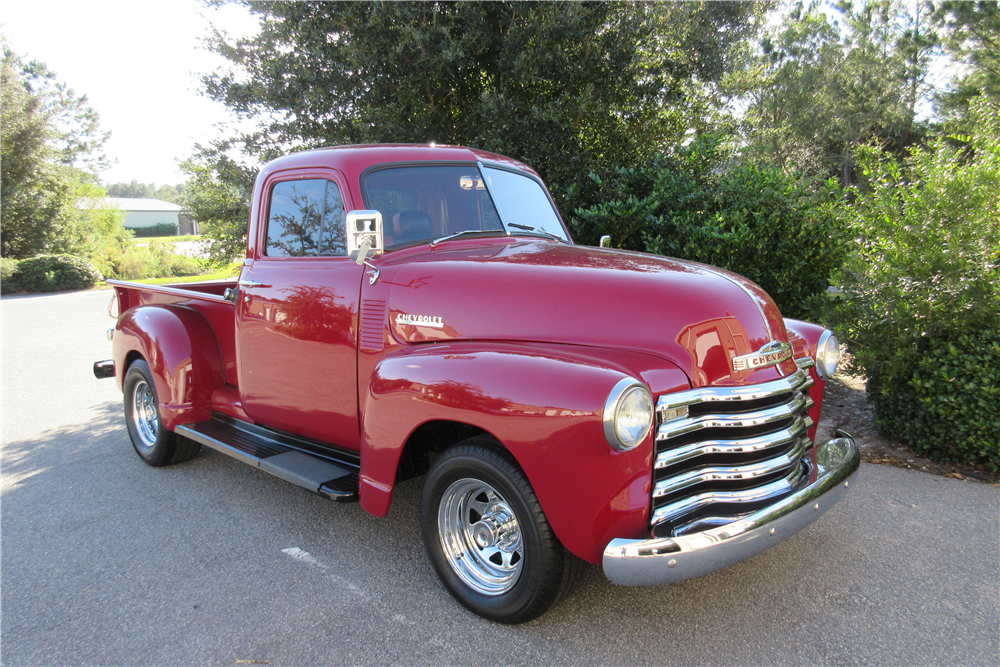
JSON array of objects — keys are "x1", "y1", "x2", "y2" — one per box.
[{"x1": 2, "y1": 289, "x2": 998, "y2": 666}]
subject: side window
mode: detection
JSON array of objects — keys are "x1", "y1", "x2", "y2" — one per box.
[{"x1": 265, "y1": 179, "x2": 346, "y2": 257}]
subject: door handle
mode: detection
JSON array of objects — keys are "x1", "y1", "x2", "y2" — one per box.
[{"x1": 239, "y1": 279, "x2": 270, "y2": 288}]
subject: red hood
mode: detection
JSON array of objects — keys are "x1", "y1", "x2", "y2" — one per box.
[{"x1": 376, "y1": 239, "x2": 797, "y2": 387}]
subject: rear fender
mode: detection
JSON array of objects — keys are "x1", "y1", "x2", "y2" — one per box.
[
  {"x1": 113, "y1": 305, "x2": 225, "y2": 430},
  {"x1": 359, "y1": 342, "x2": 689, "y2": 563}
]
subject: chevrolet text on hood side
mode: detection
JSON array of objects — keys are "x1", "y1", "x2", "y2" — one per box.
[{"x1": 95, "y1": 144, "x2": 858, "y2": 624}]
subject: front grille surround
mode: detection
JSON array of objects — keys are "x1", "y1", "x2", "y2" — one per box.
[{"x1": 651, "y1": 366, "x2": 816, "y2": 536}]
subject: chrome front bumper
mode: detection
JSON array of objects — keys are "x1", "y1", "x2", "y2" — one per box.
[{"x1": 603, "y1": 434, "x2": 859, "y2": 586}]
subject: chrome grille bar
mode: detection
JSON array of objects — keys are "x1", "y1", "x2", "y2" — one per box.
[
  {"x1": 654, "y1": 415, "x2": 814, "y2": 470},
  {"x1": 652, "y1": 464, "x2": 807, "y2": 527},
  {"x1": 657, "y1": 392, "x2": 812, "y2": 441},
  {"x1": 653, "y1": 436, "x2": 809, "y2": 499},
  {"x1": 657, "y1": 368, "x2": 813, "y2": 413}
]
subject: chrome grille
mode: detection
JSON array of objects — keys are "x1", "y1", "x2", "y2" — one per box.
[{"x1": 651, "y1": 365, "x2": 815, "y2": 537}]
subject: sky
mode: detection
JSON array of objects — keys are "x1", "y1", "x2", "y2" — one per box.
[{"x1": 2, "y1": 0, "x2": 260, "y2": 186}]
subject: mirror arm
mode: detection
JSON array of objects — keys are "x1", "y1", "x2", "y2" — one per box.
[{"x1": 354, "y1": 236, "x2": 381, "y2": 284}]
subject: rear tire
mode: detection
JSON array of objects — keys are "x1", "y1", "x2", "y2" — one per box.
[
  {"x1": 123, "y1": 359, "x2": 200, "y2": 466},
  {"x1": 420, "y1": 437, "x2": 578, "y2": 623}
]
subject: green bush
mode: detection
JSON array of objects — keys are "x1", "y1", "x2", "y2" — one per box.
[
  {"x1": 131, "y1": 223, "x2": 179, "y2": 238},
  {"x1": 104, "y1": 241, "x2": 204, "y2": 280},
  {"x1": 829, "y1": 99, "x2": 1000, "y2": 468},
  {"x1": 869, "y1": 331, "x2": 1000, "y2": 467},
  {"x1": 148, "y1": 241, "x2": 203, "y2": 278},
  {"x1": 6, "y1": 254, "x2": 104, "y2": 293},
  {"x1": 572, "y1": 135, "x2": 844, "y2": 319},
  {"x1": 1, "y1": 257, "x2": 19, "y2": 294}
]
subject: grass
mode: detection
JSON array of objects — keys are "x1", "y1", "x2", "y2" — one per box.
[
  {"x1": 131, "y1": 235, "x2": 202, "y2": 244},
  {"x1": 97, "y1": 263, "x2": 241, "y2": 288},
  {"x1": 131, "y1": 267, "x2": 240, "y2": 285}
]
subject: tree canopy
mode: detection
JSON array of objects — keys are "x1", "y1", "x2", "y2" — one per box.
[
  {"x1": 186, "y1": 1, "x2": 765, "y2": 259},
  {"x1": 201, "y1": 1, "x2": 762, "y2": 197},
  {"x1": 1, "y1": 38, "x2": 114, "y2": 258},
  {"x1": 935, "y1": 1, "x2": 1000, "y2": 126},
  {"x1": 740, "y1": 0, "x2": 938, "y2": 185},
  {"x1": 105, "y1": 180, "x2": 187, "y2": 204}
]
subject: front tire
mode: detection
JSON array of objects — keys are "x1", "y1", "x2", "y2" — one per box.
[
  {"x1": 420, "y1": 438, "x2": 578, "y2": 623},
  {"x1": 123, "y1": 359, "x2": 199, "y2": 466}
]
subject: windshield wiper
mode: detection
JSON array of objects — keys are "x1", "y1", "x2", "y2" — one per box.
[
  {"x1": 507, "y1": 223, "x2": 567, "y2": 243},
  {"x1": 429, "y1": 229, "x2": 506, "y2": 247}
]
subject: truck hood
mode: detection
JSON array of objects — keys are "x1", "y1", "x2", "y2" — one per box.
[{"x1": 377, "y1": 239, "x2": 795, "y2": 387}]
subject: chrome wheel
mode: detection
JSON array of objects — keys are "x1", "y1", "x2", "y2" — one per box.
[
  {"x1": 123, "y1": 359, "x2": 194, "y2": 467},
  {"x1": 421, "y1": 440, "x2": 576, "y2": 623},
  {"x1": 131, "y1": 378, "x2": 159, "y2": 453},
  {"x1": 437, "y1": 478, "x2": 524, "y2": 595}
]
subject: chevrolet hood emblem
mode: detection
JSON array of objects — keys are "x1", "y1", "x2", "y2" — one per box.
[{"x1": 732, "y1": 341, "x2": 793, "y2": 372}]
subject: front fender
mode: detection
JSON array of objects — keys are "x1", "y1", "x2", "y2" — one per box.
[
  {"x1": 113, "y1": 305, "x2": 225, "y2": 430},
  {"x1": 784, "y1": 318, "x2": 830, "y2": 442},
  {"x1": 359, "y1": 342, "x2": 689, "y2": 563}
]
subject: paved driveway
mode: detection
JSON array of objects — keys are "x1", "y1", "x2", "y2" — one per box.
[{"x1": 2, "y1": 289, "x2": 998, "y2": 665}]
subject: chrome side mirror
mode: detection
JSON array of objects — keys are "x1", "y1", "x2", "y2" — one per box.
[
  {"x1": 347, "y1": 210, "x2": 384, "y2": 284},
  {"x1": 599, "y1": 235, "x2": 612, "y2": 248},
  {"x1": 347, "y1": 210, "x2": 384, "y2": 263}
]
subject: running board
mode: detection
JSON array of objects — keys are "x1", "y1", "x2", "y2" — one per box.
[{"x1": 176, "y1": 416, "x2": 359, "y2": 502}]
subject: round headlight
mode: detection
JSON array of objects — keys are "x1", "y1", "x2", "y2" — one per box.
[
  {"x1": 603, "y1": 379, "x2": 654, "y2": 451},
  {"x1": 816, "y1": 330, "x2": 841, "y2": 380}
]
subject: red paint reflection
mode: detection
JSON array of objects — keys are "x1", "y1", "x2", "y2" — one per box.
[{"x1": 676, "y1": 316, "x2": 755, "y2": 385}]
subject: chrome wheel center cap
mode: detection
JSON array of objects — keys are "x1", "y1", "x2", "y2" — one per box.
[{"x1": 472, "y1": 521, "x2": 496, "y2": 548}]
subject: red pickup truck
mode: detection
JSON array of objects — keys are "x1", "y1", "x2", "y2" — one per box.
[{"x1": 95, "y1": 144, "x2": 858, "y2": 623}]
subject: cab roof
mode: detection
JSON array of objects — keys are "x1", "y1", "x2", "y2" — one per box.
[{"x1": 260, "y1": 144, "x2": 539, "y2": 181}]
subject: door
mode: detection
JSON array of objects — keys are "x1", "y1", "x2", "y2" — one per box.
[{"x1": 237, "y1": 169, "x2": 364, "y2": 449}]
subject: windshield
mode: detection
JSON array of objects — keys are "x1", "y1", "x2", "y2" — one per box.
[
  {"x1": 363, "y1": 164, "x2": 569, "y2": 248},
  {"x1": 483, "y1": 167, "x2": 569, "y2": 242},
  {"x1": 364, "y1": 165, "x2": 504, "y2": 248}
]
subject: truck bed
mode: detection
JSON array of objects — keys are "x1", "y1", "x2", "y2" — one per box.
[
  {"x1": 108, "y1": 278, "x2": 236, "y2": 308},
  {"x1": 109, "y1": 279, "x2": 238, "y2": 382}
]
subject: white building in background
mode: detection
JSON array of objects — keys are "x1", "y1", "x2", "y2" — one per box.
[{"x1": 104, "y1": 198, "x2": 197, "y2": 234}]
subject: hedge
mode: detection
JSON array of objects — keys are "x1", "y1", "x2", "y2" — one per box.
[
  {"x1": 1, "y1": 258, "x2": 19, "y2": 294},
  {"x1": 572, "y1": 135, "x2": 844, "y2": 320},
  {"x1": 829, "y1": 100, "x2": 1000, "y2": 468},
  {"x1": 869, "y1": 330, "x2": 1000, "y2": 468},
  {"x1": 131, "y1": 223, "x2": 179, "y2": 238},
  {"x1": 2, "y1": 254, "x2": 104, "y2": 293}
]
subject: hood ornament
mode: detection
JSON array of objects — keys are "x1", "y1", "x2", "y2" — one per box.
[{"x1": 732, "y1": 341, "x2": 793, "y2": 372}]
